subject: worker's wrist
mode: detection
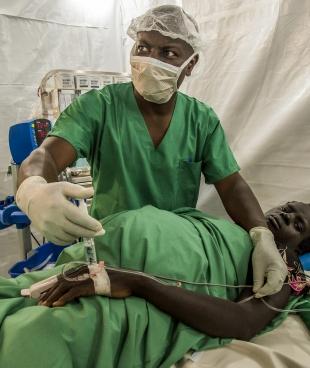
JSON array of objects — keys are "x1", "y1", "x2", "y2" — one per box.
[
  {"x1": 249, "y1": 226, "x2": 271, "y2": 233},
  {"x1": 16, "y1": 176, "x2": 47, "y2": 213},
  {"x1": 18, "y1": 175, "x2": 48, "y2": 188},
  {"x1": 249, "y1": 226, "x2": 275, "y2": 246}
]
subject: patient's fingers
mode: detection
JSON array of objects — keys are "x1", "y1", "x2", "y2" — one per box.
[
  {"x1": 38, "y1": 265, "x2": 91, "y2": 306},
  {"x1": 52, "y1": 284, "x2": 94, "y2": 307},
  {"x1": 38, "y1": 278, "x2": 95, "y2": 307},
  {"x1": 63, "y1": 264, "x2": 89, "y2": 279},
  {"x1": 38, "y1": 281, "x2": 62, "y2": 303},
  {"x1": 39, "y1": 282, "x2": 69, "y2": 307},
  {"x1": 52, "y1": 289, "x2": 77, "y2": 307}
]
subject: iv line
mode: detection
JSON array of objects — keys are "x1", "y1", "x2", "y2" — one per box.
[{"x1": 61, "y1": 262, "x2": 310, "y2": 314}]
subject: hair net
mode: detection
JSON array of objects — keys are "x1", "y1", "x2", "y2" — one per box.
[{"x1": 127, "y1": 5, "x2": 202, "y2": 52}]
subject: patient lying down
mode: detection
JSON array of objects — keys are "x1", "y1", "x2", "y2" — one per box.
[{"x1": 35, "y1": 201, "x2": 310, "y2": 341}]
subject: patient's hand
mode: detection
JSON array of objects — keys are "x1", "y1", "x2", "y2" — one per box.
[
  {"x1": 38, "y1": 265, "x2": 95, "y2": 307},
  {"x1": 37, "y1": 265, "x2": 140, "y2": 307}
]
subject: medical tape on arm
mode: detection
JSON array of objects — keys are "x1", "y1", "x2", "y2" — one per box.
[{"x1": 88, "y1": 262, "x2": 111, "y2": 296}]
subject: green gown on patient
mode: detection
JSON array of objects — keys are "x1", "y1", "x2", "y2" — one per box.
[{"x1": 0, "y1": 207, "x2": 309, "y2": 368}]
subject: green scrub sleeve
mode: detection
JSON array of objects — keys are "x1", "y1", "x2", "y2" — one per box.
[
  {"x1": 48, "y1": 90, "x2": 103, "y2": 160},
  {"x1": 202, "y1": 108, "x2": 240, "y2": 184}
]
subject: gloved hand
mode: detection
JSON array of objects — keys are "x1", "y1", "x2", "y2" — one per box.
[
  {"x1": 16, "y1": 176, "x2": 105, "y2": 245},
  {"x1": 250, "y1": 226, "x2": 288, "y2": 298}
]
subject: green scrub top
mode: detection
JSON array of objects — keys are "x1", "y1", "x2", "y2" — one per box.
[{"x1": 49, "y1": 82, "x2": 239, "y2": 219}]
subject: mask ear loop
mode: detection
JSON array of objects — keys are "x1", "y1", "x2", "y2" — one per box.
[{"x1": 177, "y1": 52, "x2": 198, "y2": 79}]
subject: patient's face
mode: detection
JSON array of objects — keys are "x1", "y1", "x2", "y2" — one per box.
[{"x1": 265, "y1": 201, "x2": 310, "y2": 252}]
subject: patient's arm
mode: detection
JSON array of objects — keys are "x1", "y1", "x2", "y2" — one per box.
[
  {"x1": 38, "y1": 249, "x2": 299, "y2": 341},
  {"x1": 124, "y1": 248, "x2": 302, "y2": 340},
  {"x1": 38, "y1": 264, "x2": 290, "y2": 340},
  {"x1": 129, "y1": 274, "x2": 290, "y2": 340},
  {"x1": 37, "y1": 265, "x2": 291, "y2": 340}
]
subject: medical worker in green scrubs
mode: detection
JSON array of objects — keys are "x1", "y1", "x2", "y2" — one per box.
[{"x1": 16, "y1": 5, "x2": 287, "y2": 298}]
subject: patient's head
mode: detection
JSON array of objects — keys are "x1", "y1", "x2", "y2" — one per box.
[{"x1": 265, "y1": 201, "x2": 310, "y2": 254}]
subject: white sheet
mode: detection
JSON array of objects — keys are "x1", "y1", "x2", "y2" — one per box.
[{"x1": 176, "y1": 315, "x2": 310, "y2": 368}]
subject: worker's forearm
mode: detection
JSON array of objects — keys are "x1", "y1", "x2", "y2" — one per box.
[
  {"x1": 18, "y1": 147, "x2": 59, "y2": 186},
  {"x1": 216, "y1": 174, "x2": 266, "y2": 231},
  {"x1": 225, "y1": 180, "x2": 266, "y2": 230},
  {"x1": 133, "y1": 277, "x2": 251, "y2": 340}
]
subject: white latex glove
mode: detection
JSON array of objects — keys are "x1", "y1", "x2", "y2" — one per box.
[
  {"x1": 16, "y1": 176, "x2": 105, "y2": 246},
  {"x1": 250, "y1": 226, "x2": 288, "y2": 298}
]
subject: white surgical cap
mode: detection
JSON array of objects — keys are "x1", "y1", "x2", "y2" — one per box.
[{"x1": 127, "y1": 5, "x2": 202, "y2": 52}]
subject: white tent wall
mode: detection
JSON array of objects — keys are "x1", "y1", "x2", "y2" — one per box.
[
  {"x1": 0, "y1": 0, "x2": 309, "y2": 211},
  {"x1": 180, "y1": 0, "x2": 310, "y2": 216}
]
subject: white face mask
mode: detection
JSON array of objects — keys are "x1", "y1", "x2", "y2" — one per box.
[{"x1": 130, "y1": 52, "x2": 197, "y2": 104}]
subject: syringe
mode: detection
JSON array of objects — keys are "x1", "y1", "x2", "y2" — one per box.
[{"x1": 78, "y1": 199, "x2": 102, "y2": 264}]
